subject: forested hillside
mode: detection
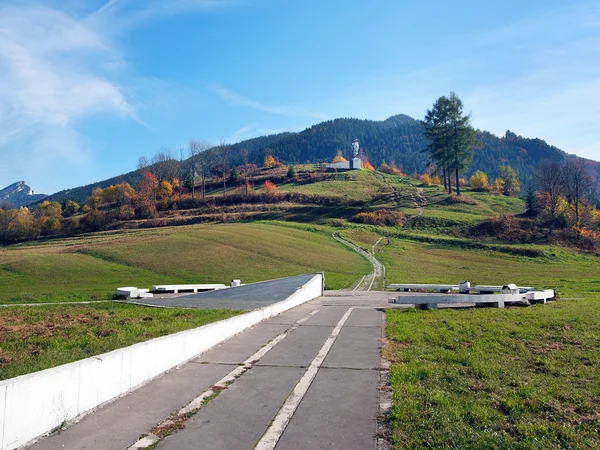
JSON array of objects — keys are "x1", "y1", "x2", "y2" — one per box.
[{"x1": 42, "y1": 114, "x2": 600, "y2": 205}]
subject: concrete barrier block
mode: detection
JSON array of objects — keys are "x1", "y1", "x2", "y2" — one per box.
[
  {"x1": 77, "y1": 351, "x2": 125, "y2": 414},
  {"x1": 2, "y1": 364, "x2": 80, "y2": 449},
  {"x1": 0, "y1": 385, "x2": 6, "y2": 450}
]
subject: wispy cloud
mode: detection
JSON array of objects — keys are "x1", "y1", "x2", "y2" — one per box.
[
  {"x1": 210, "y1": 84, "x2": 329, "y2": 121},
  {"x1": 226, "y1": 123, "x2": 299, "y2": 143},
  {"x1": 0, "y1": 5, "x2": 138, "y2": 188},
  {"x1": 88, "y1": 0, "x2": 232, "y2": 31}
]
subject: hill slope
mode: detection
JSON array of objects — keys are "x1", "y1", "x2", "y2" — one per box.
[{"x1": 42, "y1": 114, "x2": 600, "y2": 205}]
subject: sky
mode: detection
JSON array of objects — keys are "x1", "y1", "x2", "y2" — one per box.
[{"x1": 0, "y1": 0, "x2": 599, "y2": 194}]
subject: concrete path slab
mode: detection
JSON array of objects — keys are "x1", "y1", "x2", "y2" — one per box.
[
  {"x1": 157, "y1": 366, "x2": 305, "y2": 450},
  {"x1": 345, "y1": 307, "x2": 385, "y2": 327},
  {"x1": 197, "y1": 323, "x2": 290, "y2": 364},
  {"x1": 274, "y1": 368, "x2": 379, "y2": 450},
  {"x1": 256, "y1": 325, "x2": 333, "y2": 367},
  {"x1": 323, "y1": 325, "x2": 381, "y2": 370}
]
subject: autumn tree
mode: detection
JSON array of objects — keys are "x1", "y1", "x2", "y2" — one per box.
[
  {"x1": 332, "y1": 150, "x2": 347, "y2": 163},
  {"x1": 63, "y1": 200, "x2": 80, "y2": 217},
  {"x1": 217, "y1": 140, "x2": 230, "y2": 195},
  {"x1": 499, "y1": 165, "x2": 520, "y2": 196},
  {"x1": 470, "y1": 170, "x2": 488, "y2": 190},
  {"x1": 537, "y1": 161, "x2": 565, "y2": 224},
  {"x1": 0, "y1": 207, "x2": 17, "y2": 246},
  {"x1": 36, "y1": 200, "x2": 62, "y2": 218},
  {"x1": 564, "y1": 160, "x2": 595, "y2": 226},
  {"x1": 116, "y1": 183, "x2": 136, "y2": 206},
  {"x1": 11, "y1": 207, "x2": 36, "y2": 242},
  {"x1": 263, "y1": 154, "x2": 276, "y2": 168},
  {"x1": 240, "y1": 148, "x2": 252, "y2": 195},
  {"x1": 137, "y1": 171, "x2": 159, "y2": 218},
  {"x1": 189, "y1": 139, "x2": 212, "y2": 200},
  {"x1": 151, "y1": 149, "x2": 180, "y2": 182},
  {"x1": 158, "y1": 180, "x2": 173, "y2": 209}
]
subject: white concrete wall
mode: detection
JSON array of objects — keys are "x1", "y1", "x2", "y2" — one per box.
[{"x1": 0, "y1": 274, "x2": 323, "y2": 450}]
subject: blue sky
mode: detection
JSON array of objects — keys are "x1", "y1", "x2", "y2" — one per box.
[{"x1": 1, "y1": 0, "x2": 599, "y2": 193}]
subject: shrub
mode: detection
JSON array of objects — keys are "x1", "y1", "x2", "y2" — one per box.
[
  {"x1": 261, "y1": 180, "x2": 277, "y2": 191},
  {"x1": 351, "y1": 209, "x2": 405, "y2": 227},
  {"x1": 362, "y1": 160, "x2": 375, "y2": 171},
  {"x1": 420, "y1": 173, "x2": 433, "y2": 186}
]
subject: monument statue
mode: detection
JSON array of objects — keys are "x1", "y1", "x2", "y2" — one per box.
[{"x1": 351, "y1": 139, "x2": 359, "y2": 158}]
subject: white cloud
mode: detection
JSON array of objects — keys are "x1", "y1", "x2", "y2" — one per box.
[
  {"x1": 210, "y1": 84, "x2": 329, "y2": 121},
  {"x1": 0, "y1": 4, "x2": 137, "y2": 191}
]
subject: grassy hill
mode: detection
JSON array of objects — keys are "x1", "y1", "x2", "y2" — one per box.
[{"x1": 0, "y1": 222, "x2": 370, "y2": 304}]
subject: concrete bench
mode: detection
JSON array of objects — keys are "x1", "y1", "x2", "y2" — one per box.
[
  {"x1": 472, "y1": 285, "x2": 535, "y2": 294},
  {"x1": 525, "y1": 289, "x2": 554, "y2": 304},
  {"x1": 151, "y1": 284, "x2": 227, "y2": 294},
  {"x1": 389, "y1": 293, "x2": 529, "y2": 309},
  {"x1": 115, "y1": 287, "x2": 153, "y2": 299},
  {"x1": 387, "y1": 283, "x2": 459, "y2": 293}
]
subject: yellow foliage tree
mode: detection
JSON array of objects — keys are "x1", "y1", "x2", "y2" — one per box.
[
  {"x1": 263, "y1": 155, "x2": 276, "y2": 168},
  {"x1": 470, "y1": 171, "x2": 488, "y2": 190},
  {"x1": 332, "y1": 150, "x2": 347, "y2": 163},
  {"x1": 37, "y1": 200, "x2": 62, "y2": 217},
  {"x1": 158, "y1": 180, "x2": 173, "y2": 208},
  {"x1": 420, "y1": 173, "x2": 433, "y2": 186},
  {"x1": 102, "y1": 185, "x2": 119, "y2": 204}
]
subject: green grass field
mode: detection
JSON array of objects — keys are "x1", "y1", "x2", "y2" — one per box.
[
  {"x1": 0, "y1": 222, "x2": 371, "y2": 304},
  {"x1": 386, "y1": 300, "x2": 600, "y2": 449},
  {"x1": 0, "y1": 303, "x2": 242, "y2": 380},
  {"x1": 335, "y1": 227, "x2": 600, "y2": 448}
]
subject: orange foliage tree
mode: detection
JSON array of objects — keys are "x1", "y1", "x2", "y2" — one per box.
[
  {"x1": 362, "y1": 160, "x2": 375, "y2": 171},
  {"x1": 263, "y1": 155, "x2": 276, "y2": 168}
]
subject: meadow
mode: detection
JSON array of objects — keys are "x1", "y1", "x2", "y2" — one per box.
[
  {"x1": 340, "y1": 226, "x2": 600, "y2": 448},
  {"x1": 0, "y1": 222, "x2": 371, "y2": 304}
]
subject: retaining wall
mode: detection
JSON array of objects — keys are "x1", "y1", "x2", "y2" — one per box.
[{"x1": 0, "y1": 273, "x2": 323, "y2": 450}]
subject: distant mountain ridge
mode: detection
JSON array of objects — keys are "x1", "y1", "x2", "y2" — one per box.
[
  {"x1": 0, "y1": 182, "x2": 47, "y2": 207},
  {"x1": 40, "y1": 114, "x2": 600, "y2": 205}
]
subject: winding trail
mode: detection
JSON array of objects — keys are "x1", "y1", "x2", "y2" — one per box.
[{"x1": 332, "y1": 232, "x2": 386, "y2": 291}]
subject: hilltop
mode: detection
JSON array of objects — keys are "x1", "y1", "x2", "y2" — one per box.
[{"x1": 0, "y1": 181, "x2": 47, "y2": 207}]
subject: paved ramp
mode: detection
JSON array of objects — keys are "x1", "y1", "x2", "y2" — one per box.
[{"x1": 129, "y1": 274, "x2": 319, "y2": 310}]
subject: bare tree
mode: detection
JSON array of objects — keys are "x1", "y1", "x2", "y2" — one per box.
[
  {"x1": 189, "y1": 139, "x2": 212, "y2": 200},
  {"x1": 188, "y1": 140, "x2": 199, "y2": 201},
  {"x1": 240, "y1": 148, "x2": 250, "y2": 195},
  {"x1": 217, "y1": 140, "x2": 230, "y2": 196},
  {"x1": 537, "y1": 161, "x2": 565, "y2": 225},
  {"x1": 564, "y1": 160, "x2": 594, "y2": 226},
  {"x1": 151, "y1": 148, "x2": 180, "y2": 182},
  {"x1": 0, "y1": 204, "x2": 17, "y2": 246}
]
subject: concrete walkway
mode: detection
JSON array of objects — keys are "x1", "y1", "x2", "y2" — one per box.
[{"x1": 29, "y1": 291, "x2": 393, "y2": 450}]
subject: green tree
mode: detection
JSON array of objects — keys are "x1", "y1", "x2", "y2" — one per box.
[
  {"x1": 63, "y1": 200, "x2": 80, "y2": 217},
  {"x1": 500, "y1": 165, "x2": 520, "y2": 196},
  {"x1": 230, "y1": 167, "x2": 240, "y2": 182},
  {"x1": 447, "y1": 93, "x2": 477, "y2": 196},
  {"x1": 422, "y1": 93, "x2": 477, "y2": 195}
]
